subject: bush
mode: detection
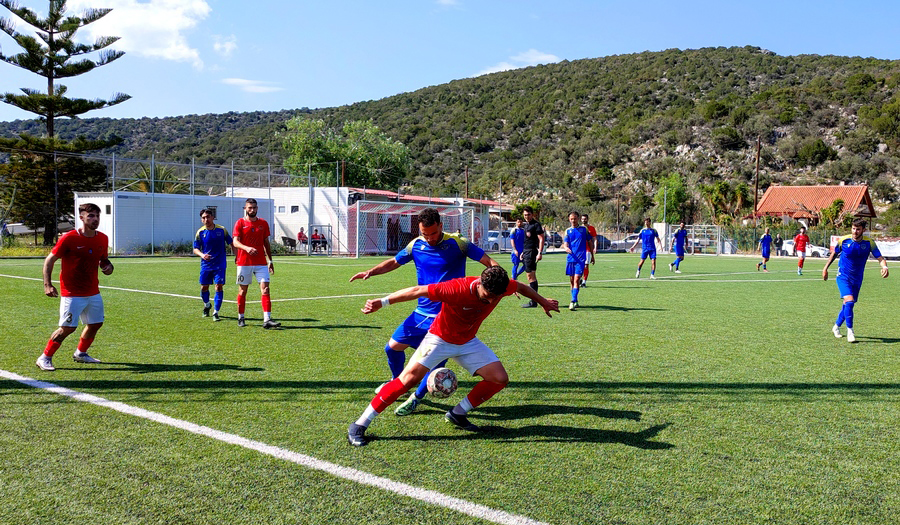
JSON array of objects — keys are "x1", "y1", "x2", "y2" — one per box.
[
  {"x1": 797, "y1": 139, "x2": 837, "y2": 167},
  {"x1": 712, "y1": 127, "x2": 746, "y2": 151}
]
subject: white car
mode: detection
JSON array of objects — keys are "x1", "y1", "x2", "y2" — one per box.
[
  {"x1": 610, "y1": 234, "x2": 641, "y2": 251},
  {"x1": 780, "y1": 239, "x2": 829, "y2": 258},
  {"x1": 485, "y1": 230, "x2": 512, "y2": 252}
]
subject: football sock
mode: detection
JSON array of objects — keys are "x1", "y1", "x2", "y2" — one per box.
[
  {"x1": 201, "y1": 290, "x2": 210, "y2": 305},
  {"x1": 385, "y1": 344, "x2": 406, "y2": 378},
  {"x1": 836, "y1": 307, "x2": 845, "y2": 327},
  {"x1": 763, "y1": 263, "x2": 767, "y2": 269},
  {"x1": 261, "y1": 293, "x2": 271, "y2": 313},
  {"x1": 675, "y1": 259, "x2": 680, "y2": 269},
  {"x1": 571, "y1": 288, "x2": 579, "y2": 302},
  {"x1": 452, "y1": 397, "x2": 474, "y2": 416},
  {"x1": 461, "y1": 380, "x2": 505, "y2": 411},
  {"x1": 414, "y1": 359, "x2": 447, "y2": 399},
  {"x1": 799, "y1": 259, "x2": 804, "y2": 269},
  {"x1": 843, "y1": 301, "x2": 855, "y2": 329},
  {"x1": 370, "y1": 377, "x2": 408, "y2": 413},
  {"x1": 355, "y1": 405, "x2": 378, "y2": 427},
  {"x1": 237, "y1": 294, "x2": 246, "y2": 315},
  {"x1": 76, "y1": 337, "x2": 94, "y2": 353},
  {"x1": 214, "y1": 290, "x2": 223, "y2": 312},
  {"x1": 529, "y1": 281, "x2": 538, "y2": 293},
  {"x1": 44, "y1": 340, "x2": 61, "y2": 358}
]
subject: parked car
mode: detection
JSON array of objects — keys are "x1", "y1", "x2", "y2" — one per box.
[
  {"x1": 610, "y1": 233, "x2": 641, "y2": 251},
  {"x1": 594, "y1": 234, "x2": 613, "y2": 250},
  {"x1": 780, "y1": 239, "x2": 829, "y2": 257},
  {"x1": 544, "y1": 231, "x2": 563, "y2": 249},
  {"x1": 485, "y1": 229, "x2": 512, "y2": 252}
]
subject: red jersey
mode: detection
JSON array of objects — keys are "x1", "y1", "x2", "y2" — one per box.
[
  {"x1": 794, "y1": 233, "x2": 810, "y2": 252},
  {"x1": 233, "y1": 217, "x2": 270, "y2": 266},
  {"x1": 586, "y1": 225, "x2": 597, "y2": 250},
  {"x1": 427, "y1": 276, "x2": 518, "y2": 345},
  {"x1": 51, "y1": 229, "x2": 109, "y2": 297}
]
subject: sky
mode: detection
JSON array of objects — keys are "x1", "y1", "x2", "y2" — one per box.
[{"x1": 1, "y1": 0, "x2": 900, "y2": 122}]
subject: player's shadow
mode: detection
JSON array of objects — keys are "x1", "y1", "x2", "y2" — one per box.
[
  {"x1": 573, "y1": 304, "x2": 664, "y2": 312},
  {"x1": 278, "y1": 323, "x2": 381, "y2": 331},
  {"x1": 93, "y1": 362, "x2": 266, "y2": 374},
  {"x1": 855, "y1": 336, "x2": 900, "y2": 343},
  {"x1": 476, "y1": 403, "x2": 642, "y2": 422}
]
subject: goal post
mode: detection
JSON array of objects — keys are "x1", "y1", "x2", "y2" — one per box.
[
  {"x1": 663, "y1": 223, "x2": 725, "y2": 255},
  {"x1": 348, "y1": 201, "x2": 475, "y2": 258}
]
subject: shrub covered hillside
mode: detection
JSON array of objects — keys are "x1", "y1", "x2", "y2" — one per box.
[{"x1": 3, "y1": 46, "x2": 900, "y2": 228}]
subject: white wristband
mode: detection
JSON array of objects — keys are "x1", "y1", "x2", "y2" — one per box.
[{"x1": 380, "y1": 297, "x2": 390, "y2": 308}]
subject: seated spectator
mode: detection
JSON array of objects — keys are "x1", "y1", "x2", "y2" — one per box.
[
  {"x1": 311, "y1": 229, "x2": 327, "y2": 252},
  {"x1": 297, "y1": 227, "x2": 308, "y2": 246}
]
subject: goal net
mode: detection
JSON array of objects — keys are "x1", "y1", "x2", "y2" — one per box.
[
  {"x1": 347, "y1": 201, "x2": 475, "y2": 258},
  {"x1": 663, "y1": 224, "x2": 730, "y2": 255}
]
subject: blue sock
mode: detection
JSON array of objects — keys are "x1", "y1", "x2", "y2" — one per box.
[
  {"x1": 214, "y1": 290, "x2": 223, "y2": 311},
  {"x1": 836, "y1": 306, "x2": 845, "y2": 327},
  {"x1": 763, "y1": 263, "x2": 766, "y2": 269},
  {"x1": 201, "y1": 290, "x2": 210, "y2": 304},
  {"x1": 675, "y1": 259, "x2": 680, "y2": 269},
  {"x1": 843, "y1": 301, "x2": 855, "y2": 329},
  {"x1": 512, "y1": 264, "x2": 520, "y2": 280},
  {"x1": 385, "y1": 344, "x2": 406, "y2": 378},
  {"x1": 415, "y1": 358, "x2": 448, "y2": 399}
]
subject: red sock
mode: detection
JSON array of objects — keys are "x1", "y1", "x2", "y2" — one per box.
[
  {"x1": 77, "y1": 337, "x2": 94, "y2": 353},
  {"x1": 370, "y1": 378, "x2": 410, "y2": 413},
  {"x1": 466, "y1": 380, "x2": 506, "y2": 409},
  {"x1": 237, "y1": 294, "x2": 246, "y2": 315},
  {"x1": 44, "y1": 340, "x2": 61, "y2": 358},
  {"x1": 261, "y1": 293, "x2": 271, "y2": 313},
  {"x1": 799, "y1": 259, "x2": 804, "y2": 269}
]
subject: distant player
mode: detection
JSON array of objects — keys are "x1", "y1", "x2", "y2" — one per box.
[
  {"x1": 233, "y1": 198, "x2": 280, "y2": 329},
  {"x1": 822, "y1": 219, "x2": 889, "y2": 343},
  {"x1": 193, "y1": 208, "x2": 232, "y2": 321},
  {"x1": 349, "y1": 208, "x2": 497, "y2": 416},
  {"x1": 347, "y1": 265, "x2": 559, "y2": 446},
  {"x1": 756, "y1": 227, "x2": 773, "y2": 273},
  {"x1": 669, "y1": 222, "x2": 689, "y2": 274},
  {"x1": 36, "y1": 203, "x2": 114, "y2": 371},
  {"x1": 510, "y1": 218, "x2": 525, "y2": 280},
  {"x1": 520, "y1": 206, "x2": 545, "y2": 307},
  {"x1": 630, "y1": 218, "x2": 663, "y2": 279},
  {"x1": 793, "y1": 226, "x2": 810, "y2": 275},
  {"x1": 580, "y1": 214, "x2": 598, "y2": 286},
  {"x1": 563, "y1": 212, "x2": 594, "y2": 311}
]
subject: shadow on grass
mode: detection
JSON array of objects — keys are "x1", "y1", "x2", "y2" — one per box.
[
  {"x1": 570, "y1": 304, "x2": 664, "y2": 312},
  {"x1": 856, "y1": 336, "x2": 900, "y2": 343},
  {"x1": 92, "y1": 362, "x2": 266, "y2": 374}
]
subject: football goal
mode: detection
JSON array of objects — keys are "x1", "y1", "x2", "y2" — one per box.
[{"x1": 347, "y1": 201, "x2": 475, "y2": 258}]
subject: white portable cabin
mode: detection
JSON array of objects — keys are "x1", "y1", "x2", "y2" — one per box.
[{"x1": 74, "y1": 191, "x2": 274, "y2": 254}]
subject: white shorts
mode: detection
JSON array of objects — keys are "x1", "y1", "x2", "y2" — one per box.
[
  {"x1": 59, "y1": 294, "x2": 104, "y2": 327},
  {"x1": 410, "y1": 333, "x2": 500, "y2": 376},
  {"x1": 236, "y1": 265, "x2": 270, "y2": 285}
]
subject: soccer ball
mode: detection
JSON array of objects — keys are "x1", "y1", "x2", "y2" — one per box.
[{"x1": 427, "y1": 367, "x2": 458, "y2": 399}]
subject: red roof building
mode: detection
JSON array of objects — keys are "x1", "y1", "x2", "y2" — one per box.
[{"x1": 756, "y1": 185, "x2": 876, "y2": 222}]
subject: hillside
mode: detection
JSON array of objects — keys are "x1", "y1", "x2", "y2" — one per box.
[{"x1": 3, "y1": 46, "x2": 900, "y2": 226}]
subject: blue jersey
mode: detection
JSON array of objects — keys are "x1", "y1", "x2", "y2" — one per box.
[
  {"x1": 834, "y1": 235, "x2": 882, "y2": 282},
  {"x1": 759, "y1": 234, "x2": 773, "y2": 250},
  {"x1": 565, "y1": 226, "x2": 590, "y2": 264},
  {"x1": 640, "y1": 228, "x2": 660, "y2": 251},
  {"x1": 395, "y1": 232, "x2": 486, "y2": 316},
  {"x1": 510, "y1": 228, "x2": 525, "y2": 253},
  {"x1": 673, "y1": 229, "x2": 688, "y2": 250},
  {"x1": 194, "y1": 225, "x2": 232, "y2": 270}
]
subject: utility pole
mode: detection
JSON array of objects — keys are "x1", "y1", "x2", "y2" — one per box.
[
  {"x1": 754, "y1": 136, "x2": 761, "y2": 227},
  {"x1": 465, "y1": 165, "x2": 469, "y2": 199}
]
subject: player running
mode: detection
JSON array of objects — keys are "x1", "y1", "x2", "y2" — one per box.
[
  {"x1": 580, "y1": 214, "x2": 598, "y2": 286},
  {"x1": 349, "y1": 208, "x2": 497, "y2": 416},
  {"x1": 822, "y1": 219, "x2": 889, "y2": 343},
  {"x1": 630, "y1": 218, "x2": 663, "y2": 279},
  {"x1": 669, "y1": 222, "x2": 689, "y2": 273},
  {"x1": 36, "y1": 203, "x2": 114, "y2": 371},
  {"x1": 233, "y1": 198, "x2": 280, "y2": 329},
  {"x1": 348, "y1": 265, "x2": 559, "y2": 446},
  {"x1": 563, "y1": 212, "x2": 594, "y2": 311},
  {"x1": 756, "y1": 227, "x2": 773, "y2": 273},
  {"x1": 510, "y1": 217, "x2": 525, "y2": 280},
  {"x1": 793, "y1": 226, "x2": 810, "y2": 275},
  {"x1": 193, "y1": 208, "x2": 232, "y2": 321}
]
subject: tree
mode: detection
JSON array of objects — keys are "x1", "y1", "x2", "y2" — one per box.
[
  {"x1": 0, "y1": 0, "x2": 130, "y2": 137},
  {"x1": 654, "y1": 172, "x2": 689, "y2": 223},
  {"x1": 282, "y1": 118, "x2": 411, "y2": 188}
]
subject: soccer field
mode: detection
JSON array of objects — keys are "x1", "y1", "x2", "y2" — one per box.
[{"x1": 1, "y1": 253, "x2": 898, "y2": 525}]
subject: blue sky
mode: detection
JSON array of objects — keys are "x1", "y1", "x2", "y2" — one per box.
[{"x1": 1, "y1": 0, "x2": 900, "y2": 122}]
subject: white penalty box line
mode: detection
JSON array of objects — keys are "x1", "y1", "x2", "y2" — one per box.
[{"x1": 0, "y1": 368, "x2": 549, "y2": 525}]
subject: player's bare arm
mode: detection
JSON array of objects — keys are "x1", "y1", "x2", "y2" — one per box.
[
  {"x1": 100, "y1": 257, "x2": 114, "y2": 275},
  {"x1": 42, "y1": 253, "x2": 60, "y2": 297},
  {"x1": 479, "y1": 253, "x2": 499, "y2": 268},
  {"x1": 193, "y1": 247, "x2": 211, "y2": 261},
  {"x1": 349, "y1": 258, "x2": 402, "y2": 282},
  {"x1": 515, "y1": 281, "x2": 559, "y2": 317},
  {"x1": 361, "y1": 285, "x2": 429, "y2": 314},
  {"x1": 263, "y1": 238, "x2": 274, "y2": 273},
  {"x1": 232, "y1": 237, "x2": 257, "y2": 256},
  {"x1": 589, "y1": 238, "x2": 596, "y2": 264},
  {"x1": 537, "y1": 233, "x2": 545, "y2": 261},
  {"x1": 877, "y1": 257, "x2": 889, "y2": 278},
  {"x1": 822, "y1": 251, "x2": 839, "y2": 280}
]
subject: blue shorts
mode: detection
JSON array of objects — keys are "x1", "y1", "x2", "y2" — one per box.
[
  {"x1": 675, "y1": 247, "x2": 685, "y2": 257},
  {"x1": 199, "y1": 267, "x2": 226, "y2": 285},
  {"x1": 761, "y1": 248, "x2": 771, "y2": 259},
  {"x1": 511, "y1": 253, "x2": 521, "y2": 265},
  {"x1": 641, "y1": 248, "x2": 657, "y2": 260},
  {"x1": 390, "y1": 311, "x2": 435, "y2": 348},
  {"x1": 566, "y1": 261, "x2": 586, "y2": 276},
  {"x1": 836, "y1": 274, "x2": 862, "y2": 300}
]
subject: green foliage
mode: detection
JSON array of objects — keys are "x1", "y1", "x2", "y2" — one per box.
[
  {"x1": 712, "y1": 127, "x2": 745, "y2": 151},
  {"x1": 654, "y1": 172, "x2": 689, "y2": 222},
  {"x1": 880, "y1": 202, "x2": 900, "y2": 234},
  {"x1": 796, "y1": 139, "x2": 837, "y2": 166},
  {"x1": 818, "y1": 199, "x2": 851, "y2": 228},
  {"x1": 859, "y1": 96, "x2": 900, "y2": 139}
]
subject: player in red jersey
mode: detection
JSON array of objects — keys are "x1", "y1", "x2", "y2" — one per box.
[
  {"x1": 36, "y1": 203, "x2": 114, "y2": 371},
  {"x1": 233, "y1": 198, "x2": 280, "y2": 329},
  {"x1": 347, "y1": 265, "x2": 559, "y2": 446},
  {"x1": 793, "y1": 226, "x2": 810, "y2": 276},
  {"x1": 580, "y1": 214, "x2": 598, "y2": 286}
]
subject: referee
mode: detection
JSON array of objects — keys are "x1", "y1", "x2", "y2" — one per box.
[{"x1": 520, "y1": 206, "x2": 545, "y2": 308}]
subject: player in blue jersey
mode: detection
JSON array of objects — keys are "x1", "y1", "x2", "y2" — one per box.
[
  {"x1": 349, "y1": 208, "x2": 498, "y2": 415},
  {"x1": 510, "y1": 218, "x2": 525, "y2": 280},
  {"x1": 630, "y1": 218, "x2": 663, "y2": 279},
  {"x1": 562, "y1": 212, "x2": 594, "y2": 311},
  {"x1": 668, "y1": 222, "x2": 689, "y2": 274},
  {"x1": 822, "y1": 219, "x2": 889, "y2": 343},
  {"x1": 192, "y1": 209, "x2": 233, "y2": 321},
  {"x1": 756, "y1": 227, "x2": 773, "y2": 273}
]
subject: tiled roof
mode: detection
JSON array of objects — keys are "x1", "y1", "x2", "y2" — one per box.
[{"x1": 756, "y1": 185, "x2": 876, "y2": 219}]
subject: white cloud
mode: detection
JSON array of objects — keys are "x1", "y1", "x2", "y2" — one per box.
[
  {"x1": 213, "y1": 34, "x2": 237, "y2": 58},
  {"x1": 436, "y1": 0, "x2": 460, "y2": 6},
  {"x1": 68, "y1": 0, "x2": 211, "y2": 69},
  {"x1": 221, "y1": 78, "x2": 284, "y2": 94},
  {"x1": 476, "y1": 48, "x2": 561, "y2": 76}
]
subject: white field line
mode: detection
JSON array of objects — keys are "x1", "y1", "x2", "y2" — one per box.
[{"x1": 0, "y1": 368, "x2": 549, "y2": 525}]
